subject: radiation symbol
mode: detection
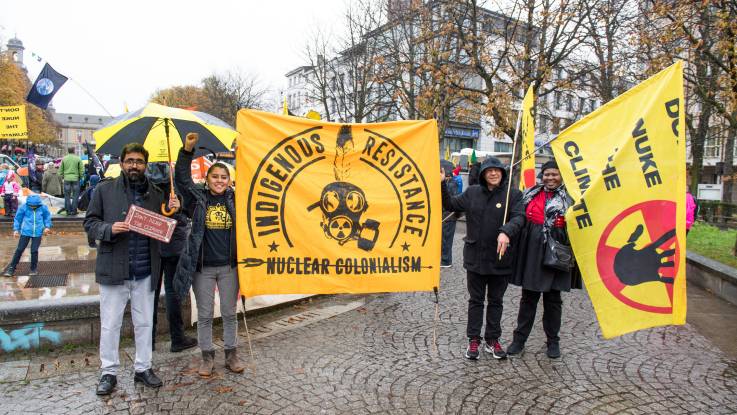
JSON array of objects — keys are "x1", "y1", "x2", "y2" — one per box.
[
  {"x1": 328, "y1": 215, "x2": 353, "y2": 242},
  {"x1": 596, "y1": 200, "x2": 679, "y2": 314}
]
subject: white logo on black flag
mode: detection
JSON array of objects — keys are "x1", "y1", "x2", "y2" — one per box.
[{"x1": 26, "y1": 63, "x2": 68, "y2": 110}]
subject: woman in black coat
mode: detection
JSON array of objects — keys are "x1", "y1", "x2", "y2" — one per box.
[{"x1": 508, "y1": 160, "x2": 581, "y2": 359}]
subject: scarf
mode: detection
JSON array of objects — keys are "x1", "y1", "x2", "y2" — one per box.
[{"x1": 521, "y1": 183, "x2": 572, "y2": 240}]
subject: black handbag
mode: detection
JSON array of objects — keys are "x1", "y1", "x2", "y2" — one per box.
[{"x1": 543, "y1": 233, "x2": 574, "y2": 272}]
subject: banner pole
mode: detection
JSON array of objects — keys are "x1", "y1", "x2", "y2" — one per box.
[
  {"x1": 240, "y1": 296, "x2": 257, "y2": 374},
  {"x1": 500, "y1": 101, "x2": 524, "y2": 257},
  {"x1": 432, "y1": 286, "x2": 439, "y2": 356}
]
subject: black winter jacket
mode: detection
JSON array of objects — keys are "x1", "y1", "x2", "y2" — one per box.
[
  {"x1": 441, "y1": 158, "x2": 525, "y2": 275},
  {"x1": 172, "y1": 148, "x2": 237, "y2": 301},
  {"x1": 84, "y1": 174, "x2": 164, "y2": 290}
]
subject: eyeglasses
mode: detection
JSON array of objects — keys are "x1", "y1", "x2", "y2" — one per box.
[{"x1": 122, "y1": 159, "x2": 146, "y2": 167}]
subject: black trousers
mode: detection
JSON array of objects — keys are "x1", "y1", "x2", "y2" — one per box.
[
  {"x1": 466, "y1": 270, "x2": 508, "y2": 340},
  {"x1": 513, "y1": 288, "x2": 562, "y2": 344},
  {"x1": 440, "y1": 219, "x2": 457, "y2": 266},
  {"x1": 152, "y1": 256, "x2": 187, "y2": 346}
]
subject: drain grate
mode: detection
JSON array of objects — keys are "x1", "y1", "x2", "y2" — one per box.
[
  {"x1": 15, "y1": 260, "x2": 94, "y2": 275},
  {"x1": 25, "y1": 274, "x2": 68, "y2": 288}
]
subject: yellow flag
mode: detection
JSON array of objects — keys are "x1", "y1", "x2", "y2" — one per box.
[
  {"x1": 236, "y1": 109, "x2": 441, "y2": 296},
  {"x1": 551, "y1": 62, "x2": 686, "y2": 338},
  {"x1": 444, "y1": 143, "x2": 450, "y2": 161},
  {"x1": 0, "y1": 105, "x2": 29, "y2": 140},
  {"x1": 519, "y1": 85, "x2": 536, "y2": 190},
  {"x1": 283, "y1": 96, "x2": 289, "y2": 116}
]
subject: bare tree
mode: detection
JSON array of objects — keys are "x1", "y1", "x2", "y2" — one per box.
[
  {"x1": 201, "y1": 70, "x2": 268, "y2": 126},
  {"x1": 579, "y1": 0, "x2": 640, "y2": 102},
  {"x1": 303, "y1": 29, "x2": 335, "y2": 121},
  {"x1": 439, "y1": 0, "x2": 588, "y2": 141},
  {"x1": 330, "y1": 0, "x2": 387, "y2": 123}
]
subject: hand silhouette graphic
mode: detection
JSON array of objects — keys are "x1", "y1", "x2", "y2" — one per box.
[{"x1": 613, "y1": 224, "x2": 676, "y2": 286}]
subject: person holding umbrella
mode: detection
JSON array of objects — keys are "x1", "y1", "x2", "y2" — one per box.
[
  {"x1": 84, "y1": 143, "x2": 180, "y2": 395},
  {"x1": 173, "y1": 132, "x2": 244, "y2": 377}
]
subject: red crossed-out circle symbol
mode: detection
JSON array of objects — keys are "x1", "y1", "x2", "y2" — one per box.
[{"x1": 596, "y1": 200, "x2": 679, "y2": 314}]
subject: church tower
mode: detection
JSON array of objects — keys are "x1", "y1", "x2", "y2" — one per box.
[{"x1": 6, "y1": 36, "x2": 25, "y2": 70}]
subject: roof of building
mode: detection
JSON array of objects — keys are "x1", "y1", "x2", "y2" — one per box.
[
  {"x1": 53, "y1": 113, "x2": 113, "y2": 128},
  {"x1": 285, "y1": 65, "x2": 314, "y2": 77},
  {"x1": 7, "y1": 37, "x2": 24, "y2": 48}
]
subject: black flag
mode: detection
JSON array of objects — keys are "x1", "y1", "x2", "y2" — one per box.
[{"x1": 26, "y1": 63, "x2": 68, "y2": 110}]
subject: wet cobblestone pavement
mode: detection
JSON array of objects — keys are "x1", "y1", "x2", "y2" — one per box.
[{"x1": 0, "y1": 224, "x2": 736, "y2": 414}]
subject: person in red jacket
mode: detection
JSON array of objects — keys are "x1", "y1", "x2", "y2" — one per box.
[{"x1": 508, "y1": 161, "x2": 582, "y2": 359}]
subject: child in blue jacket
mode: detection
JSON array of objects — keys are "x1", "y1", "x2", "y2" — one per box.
[{"x1": 3, "y1": 194, "x2": 52, "y2": 277}]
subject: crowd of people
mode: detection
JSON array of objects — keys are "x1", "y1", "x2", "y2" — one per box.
[{"x1": 0, "y1": 135, "x2": 699, "y2": 395}]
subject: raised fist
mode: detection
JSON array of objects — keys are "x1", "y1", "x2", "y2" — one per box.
[{"x1": 184, "y1": 132, "x2": 199, "y2": 152}]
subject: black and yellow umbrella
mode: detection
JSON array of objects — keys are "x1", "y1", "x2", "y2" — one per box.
[
  {"x1": 94, "y1": 103, "x2": 236, "y2": 161},
  {"x1": 94, "y1": 103, "x2": 237, "y2": 215}
]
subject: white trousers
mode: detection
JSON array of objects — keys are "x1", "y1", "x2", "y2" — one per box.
[{"x1": 99, "y1": 276, "x2": 154, "y2": 376}]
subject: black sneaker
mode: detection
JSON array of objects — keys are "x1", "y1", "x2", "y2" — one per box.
[
  {"x1": 2, "y1": 267, "x2": 14, "y2": 277},
  {"x1": 465, "y1": 338, "x2": 481, "y2": 360},
  {"x1": 507, "y1": 340, "x2": 525, "y2": 356},
  {"x1": 96, "y1": 374, "x2": 117, "y2": 395},
  {"x1": 171, "y1": 336, "x2": 198, "y2": 353},
  {"x1": 546, "y1": 342, "x2": 561, "y2": 359},
  {"x1": 28, "y1": 270, "x2": 38, "y2": 276},
  {"x1": 483, "y1": 339, "x2": 507, "y2": 359}
]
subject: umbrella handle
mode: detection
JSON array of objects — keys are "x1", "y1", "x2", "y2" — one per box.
[
  {"x1": 161, "y1": 201, "x2": 176, "y2": 217},
  {"x1": 161, "y1": 118, "x2": 177, "y2": 217}
]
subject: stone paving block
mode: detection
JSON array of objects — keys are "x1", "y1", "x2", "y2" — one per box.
[
  {"x1": 0, "y1": 360, "x2": 28, "y2": 382},
  {"x1": 0, "y1": 224, "x2": 736, "y2": 413}
]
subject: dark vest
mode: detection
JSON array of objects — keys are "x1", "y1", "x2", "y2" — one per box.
[{"x1": 127, "y1": 180, "x2": 151, "y2": 279}]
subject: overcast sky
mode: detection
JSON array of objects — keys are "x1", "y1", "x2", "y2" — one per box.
[{"x1": 1, "y1": 0, "x2": 345, "y2": 116}]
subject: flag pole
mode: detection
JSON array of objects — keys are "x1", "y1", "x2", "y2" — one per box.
[
  {"x1": 500, "y1": 98, "x2": 524, "y2": 260},
  {"x1": 510, "y1": 133, "x2": 561, "y2": 169}
]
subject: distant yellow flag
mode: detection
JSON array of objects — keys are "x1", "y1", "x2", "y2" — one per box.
[
  {"x1": 551, "y1": 62, "x2": 686, "y2": 338},
  {"x1": 235, "y1": 110, "x2": 441, "y2": 296},
  {"x1": 283, "y1": 96, "x2": 289, "y2": 116},
  {"x1": 519, "y1": 85, "x2": 536, "y2": 190},
  {"x1": 444, "y1": 144, "x2": 450, "y2": 161}
]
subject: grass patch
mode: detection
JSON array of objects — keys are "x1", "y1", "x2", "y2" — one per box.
[{"x1": 688, "y1": 222, "x2": 737, "y2": 268}]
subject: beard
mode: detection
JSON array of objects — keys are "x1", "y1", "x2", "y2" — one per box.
[{"x1": 125, "y1": 169, "x2": 144, "y2": 182}]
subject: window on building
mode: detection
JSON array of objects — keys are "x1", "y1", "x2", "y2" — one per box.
[
  {"x1": 554, "y1": 92, "x2": 562, "y2": 110},
  {"x1": 539, "y1": 115, "x2": 548, "y2": 133},
  {"x1": 589, "y1": 99, "x2": 596, "y2": 112},
  {"x1": 704, "y1": 136, "x2": 722, "y2": 158},
  {"x1": 579, "y1": 97, "x2": 586, "y2": 113},
  {"x1": 566, "y1": 94, "x2": 573, "y2": 112},
  {"x1": 494, "y1": 142, "x2": 512, "y2": 152}
]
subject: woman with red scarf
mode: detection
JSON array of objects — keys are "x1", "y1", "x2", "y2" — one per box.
[{"x1": 508, "y1": 161, "x2": 581, "y2": 359}]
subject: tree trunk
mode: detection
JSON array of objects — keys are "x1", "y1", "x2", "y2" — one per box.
[{"x1": 722, "y1": 117, "x2": 736, "y2": 204}]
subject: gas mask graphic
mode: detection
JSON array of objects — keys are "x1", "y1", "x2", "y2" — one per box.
[
  {"x1": 307, "y1": 125, "x2": 380, "y2": 251},
  {"x1": 316, "y1": 182, "x2": 379, "y2": 251}
]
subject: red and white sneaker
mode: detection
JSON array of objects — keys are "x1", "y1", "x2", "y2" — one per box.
[{"x1": 484, "y1": 339, "x2": 507, "y2": 359}]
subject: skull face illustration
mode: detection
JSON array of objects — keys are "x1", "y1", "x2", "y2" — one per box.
[{"x1": 318, "y1": 182, "x2": 368, "y2": 244}]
